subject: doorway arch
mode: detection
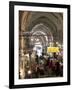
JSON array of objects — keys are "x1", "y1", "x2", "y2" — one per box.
[{"x1": 29, "y1": 23, "x2": 53, "y2": 56}]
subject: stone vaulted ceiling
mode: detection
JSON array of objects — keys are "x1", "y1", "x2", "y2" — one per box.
[{"x1": 19, "y1": 11, "x2": 63, "y2": 44}]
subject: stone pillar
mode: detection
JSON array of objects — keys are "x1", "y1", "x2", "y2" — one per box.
[
  {"x1": 19, "y1": 11, "x2": 31, "y2": 79},
  {"x1": 19, "y1": 36, "x2": 25, "y2": 79}
]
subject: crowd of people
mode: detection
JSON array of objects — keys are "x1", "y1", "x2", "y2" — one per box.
[{"x1": 24, "y1": 52, "x2": 63, "y2": 79}]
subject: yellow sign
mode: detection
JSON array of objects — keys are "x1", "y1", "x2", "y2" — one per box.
[{"x1": 47, "y1": 47, "x2": 59, "y2": 53}]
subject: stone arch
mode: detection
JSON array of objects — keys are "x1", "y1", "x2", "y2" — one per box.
[{"x1": 30, "y1": 23, "x2": 53, "y2": 45}]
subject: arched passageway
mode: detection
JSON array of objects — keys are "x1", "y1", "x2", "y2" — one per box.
[{"x1": 19, "y1": 11, "x2": 63, "y2": 79}]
